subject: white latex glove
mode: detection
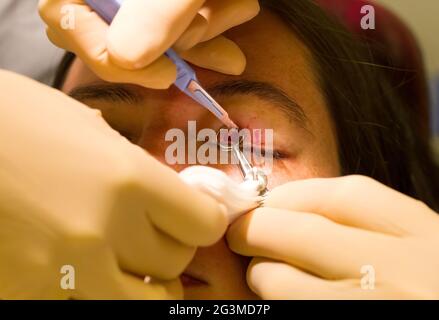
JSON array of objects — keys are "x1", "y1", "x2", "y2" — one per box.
[
  {"x1": 227, "y1": 176, "x2": 439, "y2": 299},
  {"x1": 39, "y1": 0, "x2": 260, "y2": 88},
  {"x1": 0, "y1": 70, "x2": 227, "y2": 299}
]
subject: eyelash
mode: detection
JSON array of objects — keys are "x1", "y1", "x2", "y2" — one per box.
[
  {"x1": 251, "y1": 147, "x2": 287, "y2": 160},
  {"x1": 218, "y1": 144, "x2": 287, "y2": 160},
  {"x1": 117, "y1": 130, "x2": 286, "y2": 161},
  {"x1": 272, "y1": 150, "x2": 287, "y2": 160},
  {"x1": 218, "y1": 125, "x2": 288, "y2": 161}
]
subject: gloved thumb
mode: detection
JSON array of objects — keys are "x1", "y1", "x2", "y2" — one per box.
[{"x1": 107, "y1": 0, "x2": 204, "y2": 69}]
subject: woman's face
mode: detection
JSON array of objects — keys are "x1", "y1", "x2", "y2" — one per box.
[{"x1": 61, "y1": 9, "x2": 340, "y2": 299}]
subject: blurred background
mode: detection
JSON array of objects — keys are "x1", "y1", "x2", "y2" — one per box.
[
  {"x1": 0, "y1": 0, "x2": 438, "y2": 161},
  {"x1": 376, "y1": 0, "x2": 439, "y2": 161}
]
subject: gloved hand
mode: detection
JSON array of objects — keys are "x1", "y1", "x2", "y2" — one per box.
[
  {"x1": 227, "y1": 176, "x2": 439, "y2": 299},
  {"x1": 0, "y1": 70, "x2": 227, "y2": 299},
  {"x1": 39, "y1": 0, "x2": 260, "y2": 89}
]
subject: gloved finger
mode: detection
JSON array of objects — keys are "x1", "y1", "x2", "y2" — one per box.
[
  {"x1": 39, "y1": 0, "x2": 176, "y2": 88},
  {"x1": 227, "y1": 207, "x2": 399, "y2": 279},
  {"x1": 68, "y1": 240, "x2": 183, "y2": 299},
  {"x1": 199, "y1": 0, "x2": 260, "y2": 42},
  {"x1": 129, "y1": 148, "x2": 229, "y2": 248},
  {"x1": 247, "y1": 258, "x2": 389, "y2": 300},
  {"x1": 75, "y1": 272, "x2": 183, "y2": 300},
  {"x1": 179, "y1": 35, "x2": 246, "y2": 75},
  {"x1": 172, "y1": 0, "x2": 261, "y2": 53},
  {"x1": 264, "y1": 176, "x2": 439, "y2": 237},
  {"x1": 115, "y1": 273, "x2": 182, "y2": 300},
  {"x1": 107, "y1": 0, "x2": 204, "y2": 69},
  {"x1": 173, "y1": 14, "x2": 208, "y2": 52},
  {"x1": 0, "y1": 218, "x2": 70, "y2": 299},
  {"x1": 105, "y1": 198, "x2": 197, "y2": 280},
  {"x1": 46, "y1": 27, "x2": 70, "y2": 51}
]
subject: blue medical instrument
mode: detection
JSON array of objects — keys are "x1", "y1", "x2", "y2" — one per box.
[
  {"x1": 85, "y1": 0, "x2": 267, "y2": 194},
  {"x1": 85, "y1": 0, "x2": 237, "y2": 129}
]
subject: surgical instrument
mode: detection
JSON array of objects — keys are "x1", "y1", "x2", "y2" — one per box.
[
  {"x1": 84, "y1": 0, "x2": 238, "y2": 129},
  {"x1": 217, "y1": 130, "x2": 268, "y2": 195}
]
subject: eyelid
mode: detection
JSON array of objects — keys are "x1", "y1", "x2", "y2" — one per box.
[
  {"x1": 244, "y1": 146, "x2": 287, "y2": 160},
  {"x1": 229, "y1": 142, "x2": 287, "y2": 160},
  {"x1": 215, "y1": 125, "x2": 287, "y2": 159}
]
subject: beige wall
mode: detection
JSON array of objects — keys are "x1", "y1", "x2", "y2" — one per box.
[{"x1": 376, "y1": 0, "x2": 439, "y2": 77}]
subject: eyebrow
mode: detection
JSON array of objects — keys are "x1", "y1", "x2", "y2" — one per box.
[
  {"x1": 69, "y1": 83, "x2": 143, "y2": 105},
  {"x1": 69, "y1": 79, "x2": 309, "y2": 128},
  {"x1": 207, "y1": 80, "x2": 308, "y2": 128}
]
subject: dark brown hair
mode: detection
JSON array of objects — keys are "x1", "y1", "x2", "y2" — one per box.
[
  {"x1": 53, "y1": 0, "x2": 439, "y2": 210},
  {"x1": 262, "y1": 0, "x2": 438, "y2": 210}
]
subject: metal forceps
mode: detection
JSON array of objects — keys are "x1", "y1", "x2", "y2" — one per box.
[{"x1": 217, "y1": 130, "x2": 268, "y2": 195}]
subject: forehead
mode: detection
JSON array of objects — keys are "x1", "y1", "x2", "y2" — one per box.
[
  {"x1": 223, "y1": 9, "x2": 316, "y2": 90},
  {"x1": 220, "y1": 9, "x2": 329, "y2": 140},
  {"x1": 63, "y1": 9, "x2": 331, "y2": 145}
]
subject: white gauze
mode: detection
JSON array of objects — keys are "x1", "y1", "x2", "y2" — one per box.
[{"x1": 179, "y1": 166, "x2": 263, "y2": 224}]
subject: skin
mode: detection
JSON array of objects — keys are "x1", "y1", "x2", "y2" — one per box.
[{"x1": 61, "y1": 10, "x2": 340, "y2": 299}]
